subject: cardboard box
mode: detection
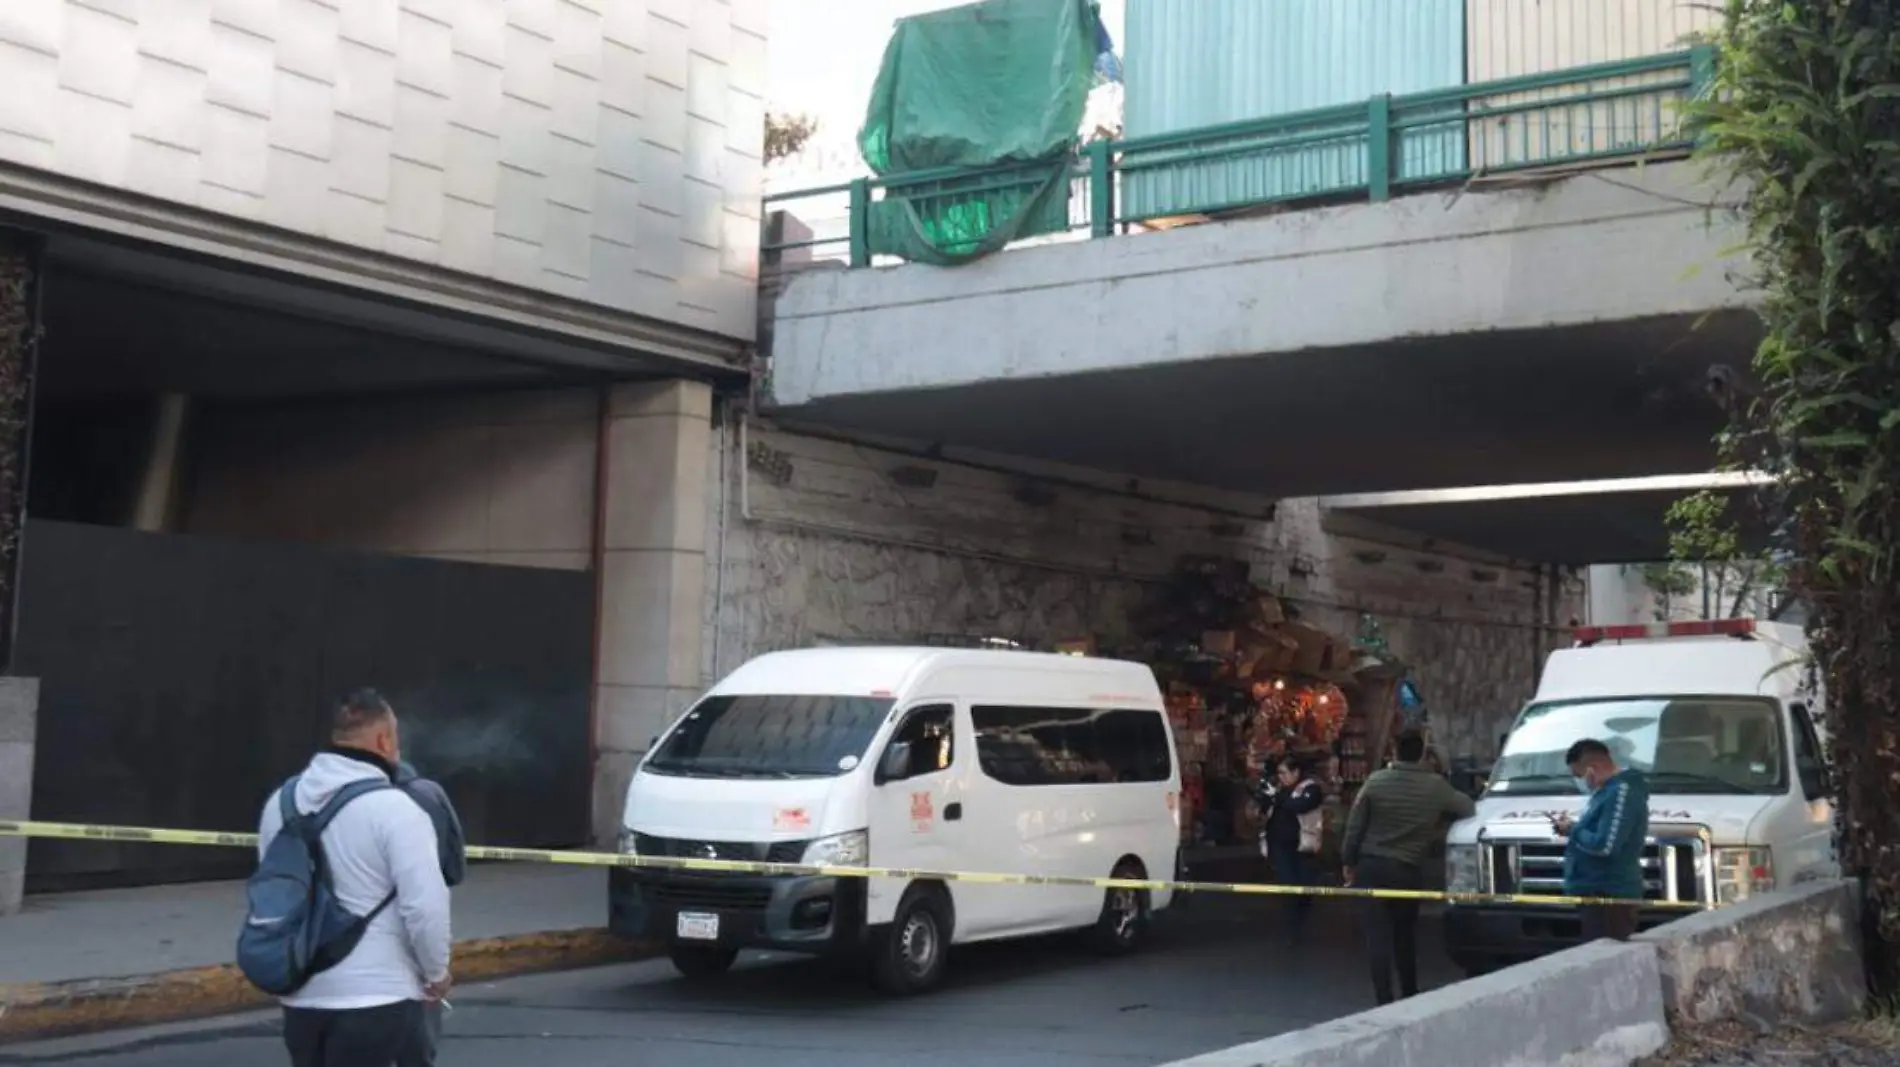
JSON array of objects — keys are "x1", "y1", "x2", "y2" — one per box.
[
  {"x1": 1240, "y1": 630, "x2": 1300, "y2": 676},
  {"x1": 1278, "y1": 623, "x2": 1348, "y2": 677},
  {"x1": 1248, "y1": 594, "x2": 1286, "y2": 628},
  {"x1": 1202, "y1": 630, "x2": 1236, "y2": 655}
]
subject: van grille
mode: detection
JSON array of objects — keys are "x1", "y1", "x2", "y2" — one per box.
[
  {"x1": 645, "y1": 880, "x2": 774, "y2": 911},
  {"x1": 1483, "y1": 835, "x2": 1708, "y2": 905},
  {"x1": 633, "y1": 833, "x2": 809, "y2": 864}
]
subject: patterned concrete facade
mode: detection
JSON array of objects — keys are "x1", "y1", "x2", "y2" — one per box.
[{"x1": 0, "y1": 0, "x2": 765, "y2": 341}]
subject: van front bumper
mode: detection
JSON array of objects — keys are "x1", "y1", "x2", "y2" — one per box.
[
  {"x1": 1444, "y1": 902, "x2": 1697, "y2": 968},
  {"x1": 608, "y1": 866, "x2": 869, "y2": 955}
]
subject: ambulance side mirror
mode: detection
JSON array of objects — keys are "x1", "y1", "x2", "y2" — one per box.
[{"x1": 876, "y1": 741, "x2": 914, "y2": 786}]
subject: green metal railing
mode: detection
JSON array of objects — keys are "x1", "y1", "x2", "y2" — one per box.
[{"x1": 762, "y1": 47, "x2": 1713, "y2": 268}]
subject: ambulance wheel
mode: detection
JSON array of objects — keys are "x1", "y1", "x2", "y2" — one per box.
[
  {"x1": 669, "y1": 945, "x2": 738, "y2": 981},
  {"x1": 871, "y1": 886, "x2": 950, "y2": 995},
  {"x1": 1087, "y1": 859, "x2": 1150, "y2": 956}
]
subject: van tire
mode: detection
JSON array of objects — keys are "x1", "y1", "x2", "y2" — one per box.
[
  {"x1": 669, "y1": 945, "x2": 738, "y2": 981},
  {"x1": 871, "y1": 887, "x2": 951, "y2": 995},
  {"x1": 1087, "y1": 860, "x2": 1150, "y2": 956}
]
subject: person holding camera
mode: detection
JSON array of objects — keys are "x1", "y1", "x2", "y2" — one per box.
[{"x1": 1255, "y1": 754, "x2": 1325, "y2": 943}]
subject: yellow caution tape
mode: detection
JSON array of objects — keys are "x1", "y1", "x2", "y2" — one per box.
[{"x1": 0, "y1": 819, "x2": 1701, "y2": 910}]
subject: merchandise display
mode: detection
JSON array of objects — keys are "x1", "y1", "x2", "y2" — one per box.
[
  {"x1": 1110, "y1": 556, "x2": 1422, "y2": 854},
  {"x1": 1042, "y1": 557, "x2": 1435, "y2": 864}
]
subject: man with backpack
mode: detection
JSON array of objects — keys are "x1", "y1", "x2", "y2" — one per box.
[{"x1": 244, "y1": 690, "x2": 452, "y2": 1067}]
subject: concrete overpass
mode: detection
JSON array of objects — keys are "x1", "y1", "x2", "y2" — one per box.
[{"x1": 764, "y1": 161, "x2": 1758, "y2": 561}]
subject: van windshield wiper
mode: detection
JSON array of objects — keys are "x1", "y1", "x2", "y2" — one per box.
[
  {"x1": 643, "y1": 761, "x2": 741, "y2": 778},
  {"x1": 1490, "y1": 773, "x2": 1582, "y2": 794},
  {"x1": 1647, "y1": 771, "x2": 1755, "y2": 795}
]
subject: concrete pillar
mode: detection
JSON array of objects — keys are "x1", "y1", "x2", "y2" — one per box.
[
  {"x1": 591, "y1": 380, "x2": 711, "y2": 845},
  {"x1": 0, "y1": 677, "x2": 39, "y2": 915}
]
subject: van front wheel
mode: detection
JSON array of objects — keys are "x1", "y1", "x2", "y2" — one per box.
[
  {"x1": 871, "y1": 888, "x2": 950, "y2": 995},
  {"x1": 1087, "y1": 861, "x2": 1150, "y2": 955}
]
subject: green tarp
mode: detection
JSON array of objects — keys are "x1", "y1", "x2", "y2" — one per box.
[{"x1": 858, "y1": 0, "x2": 1100, "y2": 266}]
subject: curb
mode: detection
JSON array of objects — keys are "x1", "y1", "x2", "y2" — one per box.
[{"x1": 0, "y1": 928, "x2": 656, "y2": 1044}]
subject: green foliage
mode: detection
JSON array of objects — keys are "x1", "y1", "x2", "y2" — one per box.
[
  {"x1": 1664, "y1": 491, "x2": 1744, "y2": 564},
  {"x1": 764, "y1": 112, "x2": 818, "y2": 164},
  {"x1": 1651, "y1": 491, "x2": 1785, "y2": 620},
  {"x1": 1690, "y1": 0, "x2": 1900, "y2": 991}
]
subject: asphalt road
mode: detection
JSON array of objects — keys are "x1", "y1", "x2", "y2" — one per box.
[{"x1": 0, "y1": 899, "x2": 1459, "y2": 1067}]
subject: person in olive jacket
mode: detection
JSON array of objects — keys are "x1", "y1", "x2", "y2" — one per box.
[{"x1": 1341, "y1": 731, "x2": 1476, "y2": 1005}]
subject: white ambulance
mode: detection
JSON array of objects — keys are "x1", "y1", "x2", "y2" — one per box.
[
  {"x1": 1443, "y1": 618, "x2": 1836, "y2": 976},
  {"x1": 608, "y1": 647, "x2": 1182, "y2": 994}
]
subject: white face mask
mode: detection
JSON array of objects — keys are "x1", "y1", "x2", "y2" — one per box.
[{"x1": 1573, "y1": 775, "x2": 1593, "y2": 795}]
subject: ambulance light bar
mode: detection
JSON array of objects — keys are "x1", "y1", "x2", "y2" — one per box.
[{"x1": 1573, "y1": 618, "x2": 1757, "y2": 647}]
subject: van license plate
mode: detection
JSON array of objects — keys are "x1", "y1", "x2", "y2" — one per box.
[{"x1": 676, "y1": 912, "x2": 719, "y2": 941}]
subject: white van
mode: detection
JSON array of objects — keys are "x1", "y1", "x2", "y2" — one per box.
[
  {"x1": 608, "y1": 647, "x2": 1181, "y2": 993},
  {"x1": 1443, "y1": 618, "x2": 1836, "y2": 976}
]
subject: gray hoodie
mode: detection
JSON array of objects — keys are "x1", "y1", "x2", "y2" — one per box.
[{"x1": 257, "y1": 751, "x2": 452, "y2": 1009}]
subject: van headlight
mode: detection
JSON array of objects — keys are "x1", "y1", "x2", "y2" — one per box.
[
  {"x1": 801, "y1": 830, "x2": 869, "y2": 867},
  {"x1": 616, "y1": 828, "x2": 638, "y2": 856},
  {"x1": 1714, "y1": 846, "x2": 1774, "y2": 904},
  {"x1": 1446, "y1": 845, "x2": 1481, "y2": 894}
]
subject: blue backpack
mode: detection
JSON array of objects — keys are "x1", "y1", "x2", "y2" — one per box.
[{"x1": 237, "y1": 776, "x2": 397, "y2": 996}]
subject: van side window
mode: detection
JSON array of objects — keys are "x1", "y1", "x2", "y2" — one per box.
[
  {"x1": 891, "y1": 704, "x2": 954, "y2": 778},
  {"x1": 971, "y1": 706, "x2": 1172, "y2": 786}
]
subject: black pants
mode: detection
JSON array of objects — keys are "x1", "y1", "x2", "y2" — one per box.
[
  {"x1": 1355, "y1": 856, "x2": 1423, "y2": 1006},
  {"x1": 1581, "y1": 904, "x2": 1639, "y2": 943},
  {"x1": 396, "y1": 1003, "x2": 442, "y2": 1067},
  {"x1": 283, "y1": 1000, "x2": 427, "y2": 1067},
  {"x1": 1268, "y1": 843, "x2": 1314, "y2": 938}
]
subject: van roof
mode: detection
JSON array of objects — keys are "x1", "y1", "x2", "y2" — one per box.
[
  {"x1": 709, "y1": 646, "x2": 1160, "y2": 701},
  {"x1": 1537, "y1": 629, "x2": 1807, "y2": 704}
]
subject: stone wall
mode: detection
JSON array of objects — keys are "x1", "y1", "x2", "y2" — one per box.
[
  {"x1": 0, "y1": 677, "x2": 38, "y2": 916},
  {"x1": 702, "y1": 416, "x2": 1581, "y2": 764},
  {"x1": 1638, "y1": 879, "x2": 1865, "y2": 1028},
  {"x1": 1158, "y1": 940, "x2": 1668, "y2": 1067}
]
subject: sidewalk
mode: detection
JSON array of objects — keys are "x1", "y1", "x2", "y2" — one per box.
[{"x1": 0, "y1": 864, "x2": 648, "y2": 1041}]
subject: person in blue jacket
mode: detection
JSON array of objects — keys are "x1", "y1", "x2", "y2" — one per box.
[
  {"x1": 1552, "y1": 738, "x2": 1649, "y2": 943},
  {"x1": 393, "y1": 760, "x2": 465, "y2": 1067}
]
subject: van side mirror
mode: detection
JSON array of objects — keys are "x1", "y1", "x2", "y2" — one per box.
[{"x1": 876, "y1": 741, "x2": 913, "y2": 785}]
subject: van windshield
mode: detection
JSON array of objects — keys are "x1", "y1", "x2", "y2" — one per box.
[
  {"x1": 643, "y1": 695, "x2": 894, "y2": 780},
  {"x1": 1489, "y1": 696, "x2": 1786, "y2": 796}
]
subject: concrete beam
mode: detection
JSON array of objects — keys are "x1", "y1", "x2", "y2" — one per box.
[
  {"x1": 772, "y1": 161, "x2": 1748, "y2": 406},
  {"x1": 1320, "y1": 472, "x2": 1774, "y2": 564}
]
